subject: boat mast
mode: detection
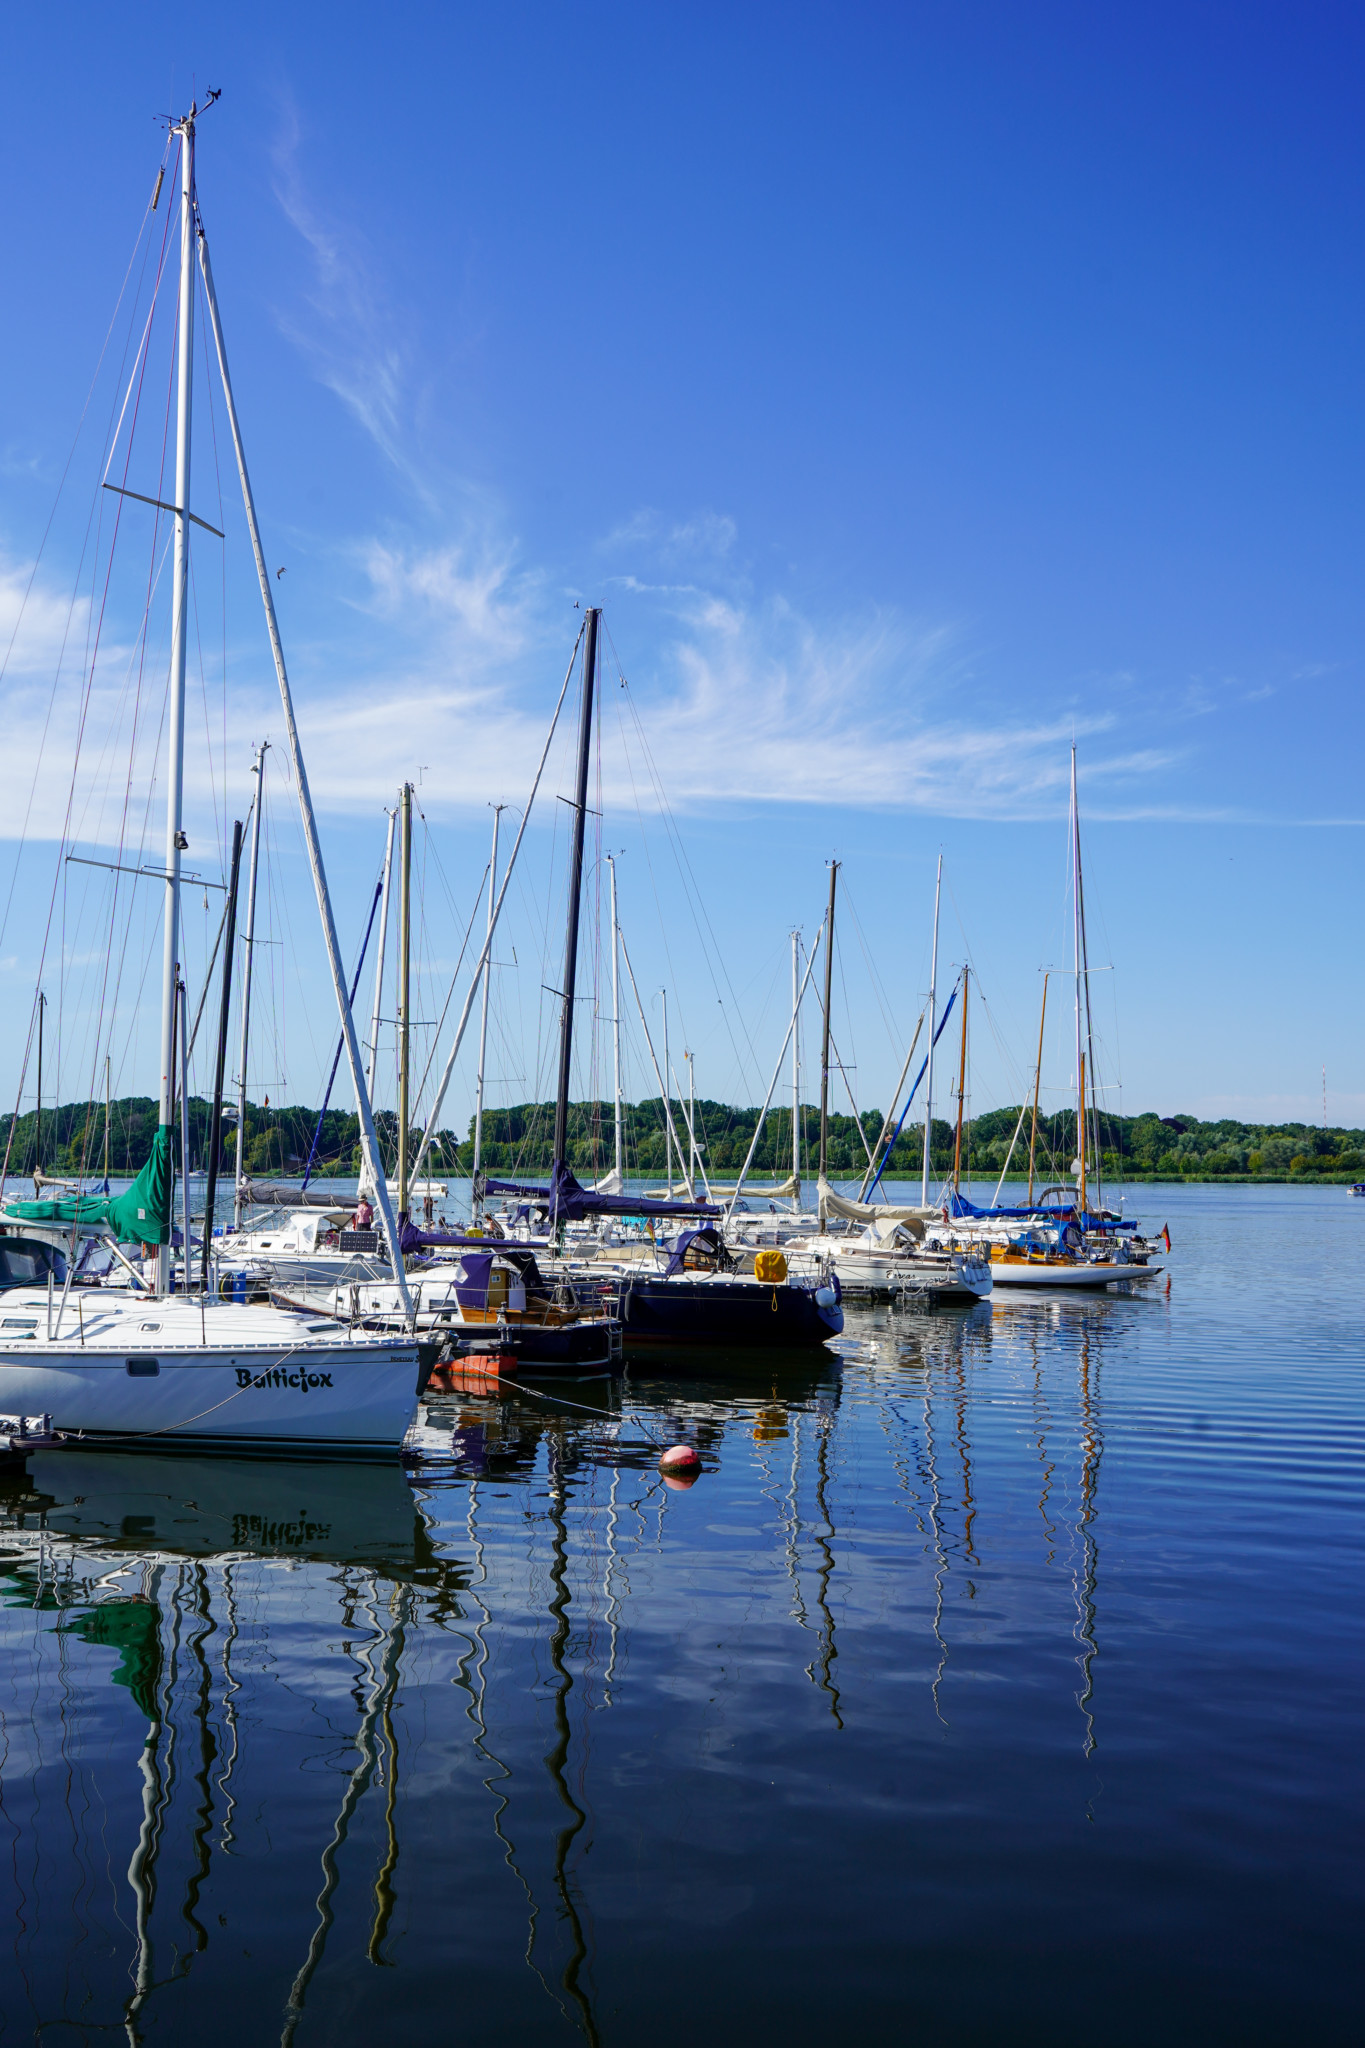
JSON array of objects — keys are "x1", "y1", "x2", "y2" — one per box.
[
  {"x1": 1073, "y1": 750, "x2": 1102, "y2": 1210},
  {"x1": 1069, "y1": 746, "x2": 1098, "y2": 1210},
  {"x1": 817, "y1": 861, "x2": 839, "y2": 1210},
  {"x1": 178, "y1": 974, "x2": 192, "y2": 1291},
  {"x1": 155, "y1": 103, "x2": 198, "y2": 1297},
  {"x1": 1027, "y1": 970, "x2": 1049, "y2": 1207},
  {"x1": 952, "y1": 965, "x2": 970, "y2": 1194},
  {"x1": 102, "y1": 1052, "x2": 110, "y2": 1189},
  {"x1": 34, "y1": 990, "x2": 44, "y2": 1187},
  {"x1": 233, "y1": 742, "x2": 267, "y2": 1228},
  {"x1": 921, "y1": 854, "x2": 942, "y2": 1204},
  {"x1": 200, "y1": 216, "x2": 413, "y2": 1313},
  {"x1": 396, "y1": 782, "x2": 413, "y2": 1218},
  {"x1": 686, "y1": 1050, "x2": 698, "y2": 1188},
  {"x1": 607, "y1": 852, "x2": 624, "y2": 1186},
  {"x1": 1078, "y1": 1050, "x2": 1088, "y2": 1217},
  {"x1": 364, "y1": 806, "x2": 397, "y2": 1173},
  {"x1": 791, "y1": 930, "x2": 801, "y2": 1196},
  {"x1": 201, "y1": 818, "x2": 243, "y2": 1290},
  {"x1": 550, "y1": 607, "x2": 599, "y2": 1218},
  {"x1": 660, "y1": 989, "x2": 673, "y2": 1194},
  {"x1": 471, "y1": 804, "x2": 504, "y2": 1211}
]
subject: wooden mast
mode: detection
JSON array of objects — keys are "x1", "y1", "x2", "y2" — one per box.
[{"x1": 1027, "y1": 970, "x2": 1049, "y2": 1206}]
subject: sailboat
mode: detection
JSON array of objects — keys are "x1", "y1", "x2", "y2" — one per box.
[
  {"x1": 479, "y1": 610, "x2": 844, "y2": 1349},
  {"x1": 0, "y1": 100, "x2": 423, "y2": 1452},
  {"x1": 924, "y1": 750, "x2": 1162, "y2": 1289}
]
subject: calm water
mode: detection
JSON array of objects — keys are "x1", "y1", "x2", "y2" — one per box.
[{"x1": 2, "y1": 1183, "x2": 1361, "y2": 2044}]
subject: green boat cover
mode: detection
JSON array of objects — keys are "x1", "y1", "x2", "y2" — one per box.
[{"x1": 3, "y1": 1124, "x2": 173, "y2": 1244}]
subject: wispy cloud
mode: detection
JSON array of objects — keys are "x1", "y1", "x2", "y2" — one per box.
[
  {"x1": 270, "y1": 98, "x2": 431, "y2": 503},
  {"x1": 0, "y1": 556, "x2": 88, "y2": 679}
]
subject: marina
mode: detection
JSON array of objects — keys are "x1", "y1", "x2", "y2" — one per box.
[
  {"x1": 1, "y1": 13, "x2": 1362, "y2": 2044},
  {"x1": 0, "y1": 1184, "x2": 1360, "y2": 2041}
]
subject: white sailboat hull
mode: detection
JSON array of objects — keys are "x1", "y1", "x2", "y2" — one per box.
[
  {"x1": 0, "y1": 1292, "x2": 421, "y2": 1454},
  {"x1": 989, "y1": 1260, "x2": 1162, "y2": 1289}
]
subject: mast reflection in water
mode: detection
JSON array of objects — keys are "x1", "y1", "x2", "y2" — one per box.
[{"x1": 2, "y1": 1200, "x2": 1363, "y2": 2046}]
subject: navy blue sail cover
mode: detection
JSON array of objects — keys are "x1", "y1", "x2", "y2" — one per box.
[{"x1": 477, "y1": 1160, "x2": 719, "y2": 1222}]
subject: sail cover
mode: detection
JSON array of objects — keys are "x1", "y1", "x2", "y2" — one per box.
[
  {"x1": 816, "y1": 1176, "x2": 934, "y2": 1231},
  {"x1": 478, "y1": 1160, "x2": 719, "y2": 1221},
  {"x1": 946, "y1": 1189, "x2": 1134, "y2": 1230},
  {"x1": 3, "y1": 1124, "x2": 174, "y2": 1244}
]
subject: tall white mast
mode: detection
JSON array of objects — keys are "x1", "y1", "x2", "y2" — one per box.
[
  {"x1": 471, "y1": 803, "x2": 504, "y2": 1205},
  {"x1": 607, "y1": 853, "x2": 624, "y2": 1186},
  {"x1": 921, "y1": 854, "x2": 943, "y2": 1206},
  {"x1": 364, "y1": 806, "x2": 397, "y2": 1157},
  {"x1": 156, "y1": 105, "x2": 197, "y2": 1295},
  {"x1": 791, "y1": 930, "x2": 801, "y2": 1193},
  {"x1": 1071, "y1": 746, "x2": 1083, "y2": 1188},
  {"x1": 660, "y1": 989, "x2": 672, "y2": 1195},
  {"x1": 233, "y1": 741, "x2": 266, "y2": 1228},
  {"x1": 396, "y1": 782, "x2": 413, "y2": 1220},
  {"x1": 198, "y1": 220, "x2": 412, "y2": 1311},
  {"x1": 686, "y1": 1051, "x2": 698, "y2": 1188}
]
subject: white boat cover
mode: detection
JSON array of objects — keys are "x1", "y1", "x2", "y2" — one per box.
[{"x1": 817, "y1": 1177, "x2": 936, "y2": 1234}]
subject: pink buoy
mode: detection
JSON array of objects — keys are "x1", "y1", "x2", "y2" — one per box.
[{"x1": 658, "y1": 1442, "x2": 701, "y2": 1476}]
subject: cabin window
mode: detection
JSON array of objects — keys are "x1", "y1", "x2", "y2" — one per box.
[
  {"x1": 126, "y1": 1358, "x2": 160, "y2": 1377},
  {"x1": 2, "y1": 1317, "x2": 38, "y2": 1329}
]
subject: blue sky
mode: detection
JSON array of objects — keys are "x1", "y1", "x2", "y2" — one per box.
[{"x1": 1, "y1": 2, "x2": 1363, "y2": 1141}]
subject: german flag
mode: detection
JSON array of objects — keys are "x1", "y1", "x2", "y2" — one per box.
[{"x1": 1160, "y1": 1223, "x2": 1172, "y2": 1252}]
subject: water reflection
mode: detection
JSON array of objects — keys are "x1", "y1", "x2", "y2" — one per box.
[{"x1": 0, "y1": 1297, "x2": 1128, "y2": 2044}]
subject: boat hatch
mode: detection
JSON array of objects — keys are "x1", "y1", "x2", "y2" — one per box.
[
  {"x1": 139, "y1": 1322, "x2": 161, "y2": 1332},
  {"x1": 306, "y1": 1323, "x2": 334, "y2": 1334},
  {"x1": 2, "y1": 1318, "x2": 38, "y2": 1330}
]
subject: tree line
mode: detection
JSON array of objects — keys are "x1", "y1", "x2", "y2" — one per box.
[{"x1": 5, "y1": 1094, "x2": 1362, "y2": 1185}]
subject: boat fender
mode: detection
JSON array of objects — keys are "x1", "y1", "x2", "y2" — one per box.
[
  {"x1": 659, "y1": 1443, "x2": 700, "y2": 1483},
  {"x1": 815, "y1": 1284, "x2": 838, "y2": 1310}
]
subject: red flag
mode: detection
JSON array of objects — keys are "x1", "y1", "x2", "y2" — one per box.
[{"x1": 1161, "y1": 1223, "x2": 1171, "y2": 1252}]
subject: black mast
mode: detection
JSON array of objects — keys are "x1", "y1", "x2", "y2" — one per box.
[
  {"x1": 201, "y1": 820, "x2": 244, "y2": 1291},
  {"x1": 551, "y1": 609, "x2": 600, "y2": 1191}
]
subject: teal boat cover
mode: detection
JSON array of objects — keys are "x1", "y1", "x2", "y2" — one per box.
[{"x1": 4, "y1": 1124, "x2": 173, "y2": 1244}]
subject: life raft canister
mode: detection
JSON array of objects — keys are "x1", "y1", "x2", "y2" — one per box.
[{"x1": 753, "y1": 1249, "x2": 788, "y2": 1284}]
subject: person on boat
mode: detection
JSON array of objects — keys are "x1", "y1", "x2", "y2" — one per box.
[{"x1": 352, "y1": 1195, "x2": 374, "y2": 1232}]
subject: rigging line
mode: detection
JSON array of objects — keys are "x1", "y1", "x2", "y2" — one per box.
[
  {"x1": 0, "y1": 182, "x2": 177, "y2": 967},
  {"x1": 610, "y1": 674, "x2": 761, "y2": 1097},
  {"x1": 840, "y1": 883, "x2": 900, "y2": 1054},
  {"x1": 600, "y1": 625, "x2": 755, "y2": 1079},
  {"x1": 940, "y1": 869, "x2": 1029, "y2": 1100},
  {"x1": 410, "y1": 620, "x2": 586, "y2": 1182},
  {"x1": 410, "y1": 865, "x2": 488, "y2": 1125},
  {"x1": 53, "y1": 284, "x2": 182, "y2": 1108},
  {"x1": 0, "y1": 143, "x2": 169, "y2": 690}
]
